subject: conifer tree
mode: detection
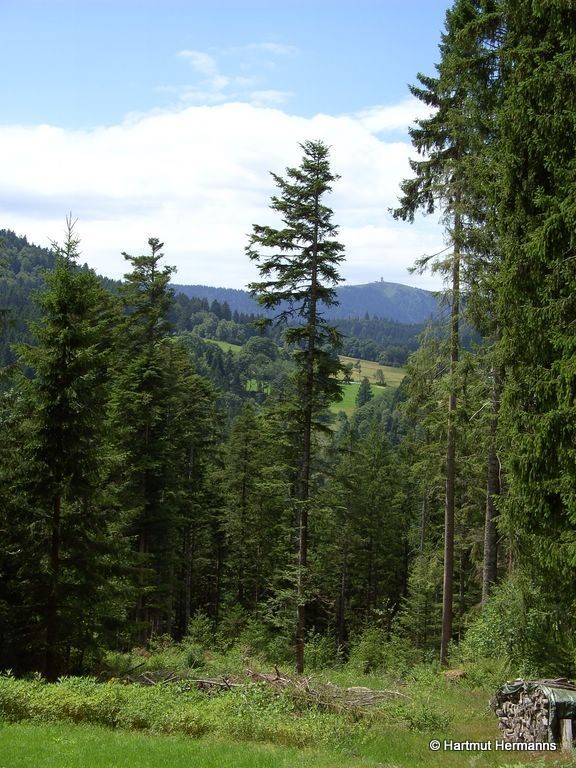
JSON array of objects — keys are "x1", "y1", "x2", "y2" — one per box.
[
  {"x1": 111, "y1": 239, "x2": 219, "y2": 639},
  {"x1": 7, "y1": 218, "x2": 123, "y2": 678},
  {"x1": 110, "y1": 238, "x2": 177, "y2": 638},
  {"x1": 393, "y1": 0, "x2": 501, "y2": 664},
  {"x1": 355, "y1": 377, "x2": 374, "y2": 408},
  {"x1": 495, "y1": 2, "x2": 576, "y2": 636},
  {"x1": 247, "y1": 139, "x2": 345, "y2": 672}
]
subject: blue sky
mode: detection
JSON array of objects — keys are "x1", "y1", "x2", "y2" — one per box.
[{"x1": 1, "y1": 1, "x2": 453, "y2": 289}]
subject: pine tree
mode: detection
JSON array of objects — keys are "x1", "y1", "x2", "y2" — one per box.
[
  {"x1": 111, "y1": 239, "x2": 220, "y2": 639},
  {"x1": 355, "y1": 377, "x2": 374, "y2": 408},
  {"x1": 6, "y1": 218, "x2": 124, "y2": 678},
  {"x1": 221, "y1": 402, "x2": 292, "y2": 614},
  {"x1": 110, "y1": 238, "x2": 177, "y2": 639},
  {"x1": 247, "y1": 139, "x2": 345, "y2": 672}
]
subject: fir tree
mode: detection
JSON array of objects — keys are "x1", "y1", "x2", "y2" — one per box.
[
  {"x1": 246, "y1": 139, "x2": 345, "y2": 672},
  {"x1": 355, "y1": 377, "x2": 374, "y2": 408},
  {"x1": 6, "y1": 218, "x2": 123, "y2": 678},
  {"x1": 393, "y1": 0, "x2": 502, "y2": 664},
  {"x1": 496, "y1": 2, "x2": 576, "y2": 644}
]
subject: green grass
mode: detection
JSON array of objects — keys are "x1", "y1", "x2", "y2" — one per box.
[
  {"x1": 339, "y1": 355, "x2": 406, "y2": 388},
  {"x1": 2, "y1": 667, "x2": 575, "y2": 768},
  {"x1": 330, "y1": 381, "x2": 387, "y2": 417},
  {"x1": 0, "y1": 722, "x2": 371, "y2": 768},
  {"x1": 207, "y1": 339, "x2": 243, "y2": 354},
  {"x1": 0, "y1": 706, "x2": 570, "y2": 768}
]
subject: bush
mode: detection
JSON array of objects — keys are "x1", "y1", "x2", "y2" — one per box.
[
  {"x1": 0, "y1": 675, "x2": 359, "y2": 748},
  {"x1": 348, "y1": 629, "x2": 420, "y2": 676},
  {"x1": 304, "y1": 632, "x2": 342, "y2": 670},
  {"x1": 186, "y1": 611, "x2": 215, "y2": 649},
  {"x1": 458, "y1": 573, "x2": 575, "y2": 678},
  {"x1": 391, "y1": 699, "x2": 452, "y2": 732}
]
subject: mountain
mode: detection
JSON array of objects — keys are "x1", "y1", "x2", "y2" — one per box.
[{"x1": 172, "y1": 279, "x2": 439, "y2": 324}]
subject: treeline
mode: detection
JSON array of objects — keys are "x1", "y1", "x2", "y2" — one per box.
[
  {"x1": 0, "y1": 223, "x2": 412, "y2": 679},
  {"x1": 388, "y1": 0, "x2": 576, "y2": 673},
  {"x1": 0, "y1": 229, "x2": 421, "y2": 367}
]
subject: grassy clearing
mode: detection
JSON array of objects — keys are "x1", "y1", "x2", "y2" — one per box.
[
  {"x1": 1, "y1": 667, "x2": 574, "y2": 768},
  {"x1": 0, "y1": 722, "x2": 364, "y2": 768},
  {"x1": 339, "y1": 355, "x2": 406, "y2": 388},
  {"x1": 205, "y1": 339, "x2": 407, "y2": 392},
  {"x1": 330, "y1": 381, "x2": 387, "y2": 417},
  {"x1": 208, "y1": 339, "x2": 243, "y2": 354}
]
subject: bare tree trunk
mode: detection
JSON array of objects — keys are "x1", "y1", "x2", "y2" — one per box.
[
  {"x1": 440, "y1": 209, "x2": 461, "y2": 667},
  {"x1": 482, "y1": 365, "x2": 502, "y2": 605},
  {"x1": 295, "y1": 189, "x2": 320, "y2": 675},
  {"x1": 45, "y1": 494, "x2": 61, "y2": 681}
]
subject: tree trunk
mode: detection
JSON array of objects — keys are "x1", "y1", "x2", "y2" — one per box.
[
  {"x1": 482, "y1": 365, "x2": 502, "y2": 605},
  {"x1": 295, "y1": 192, "x2": 320, "y2": 674},
  {"x1": 45, "y1": 493, "x2": 62, "y2": 681},
  {"x1": 440, "y1": 208, "x2": 461, "y2": 667}
]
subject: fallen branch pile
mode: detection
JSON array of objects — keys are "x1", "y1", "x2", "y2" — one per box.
[
  {"x1": 120, "y1": 666, "x2": 406, "y2": 713},
  {"x1": 246, "y1": 668, "x2": 407, "y2": 712}
]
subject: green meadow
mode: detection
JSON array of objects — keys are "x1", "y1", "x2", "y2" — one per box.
[{"x1": 0, "y1": 666, "x2": 571, "y2": 768}]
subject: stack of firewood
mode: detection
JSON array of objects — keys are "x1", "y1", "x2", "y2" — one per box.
[
  {"x1": 493, "y1": 678, "x2": 576, "y2": 744},
  {"x1": 493, "y1": 685, "x2": 549, "y2": 743}
]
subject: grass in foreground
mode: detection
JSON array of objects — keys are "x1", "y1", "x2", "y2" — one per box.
[
  {"x1": 2, "y1": 667, "x2": 576, "y2": 768},
  {"x1": 1, "y1": 720, "x2": 574, "y2": 768},
  {"x1": 0, "y1": 722, "x2": 362, "y2": 768}
]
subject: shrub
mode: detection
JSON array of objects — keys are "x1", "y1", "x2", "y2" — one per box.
[
  {"x1": 0, "y1": 676, "x2": 360, "y2": 748},
  {"x1": 186, "y1": 611, "x2": 215, "y2": 649},
  {"x1": 348, "y1": 629, "x2": 419, "y2": 676},
  {"x1": 391, "y1": 699, "x2": 452, "y2": 732},
  {"x1": 304, "y1": 632, "x2": 342, "y2": 670},
  {"x1": 458, "y1": 573, "x2": 575, "y2": 678}
]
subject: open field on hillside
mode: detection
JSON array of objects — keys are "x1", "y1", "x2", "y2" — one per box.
[
  {"x1": 209, "y1": 339, "x2": 243, "y2": 354},
  {"x1": 339, "y1": 355, "x2": 406, "y2": 388},
  {"x1": 330, "y1": 381, "x2": 387, "y2": 417}
]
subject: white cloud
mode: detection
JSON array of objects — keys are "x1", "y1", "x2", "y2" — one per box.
[
  {"x1": 354, "y1": 99, "x2": 434, "y2": 133},
  {"x1": 0, "y1": 100, "x2": 445, "y2": 291},
  {"x1": 243, "y1": 42, "x2": 298, "y2": 56},
  {"x1": 178, "y1": 50, "x2": 220, "y2": 78},
  {"x1": 171, "y1": 44, "x2": 297, "y2": 108},
  {"x1": 248, "y1": 90, "x2": 292, "y2": 107}
]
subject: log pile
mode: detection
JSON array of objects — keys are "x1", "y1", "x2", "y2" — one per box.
[
  {"x1": 493, "y1": 685, "x2": 549, "y2": 743},
  {"x1": 493, "y1": 678, "x2": 576, "y2": 745}
]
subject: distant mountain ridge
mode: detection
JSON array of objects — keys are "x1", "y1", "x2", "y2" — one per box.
[{"x1": 172, "y1": 279, "x2": 439, "y2": 325}]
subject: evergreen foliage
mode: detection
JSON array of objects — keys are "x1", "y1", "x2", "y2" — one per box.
[
  {"x1": 0, "y1": 220, "x2": 127, "y2": 678},
  {"x1": 247, "y1": 139, "x2": 345, "y2": 672},
  {"x1": 495, "y1": 1, "x2": 576, "y2": 640}
]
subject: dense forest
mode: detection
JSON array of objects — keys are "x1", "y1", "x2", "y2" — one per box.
[{"x1": 0, "y1": 0, "x2": 575, "y2": 686}]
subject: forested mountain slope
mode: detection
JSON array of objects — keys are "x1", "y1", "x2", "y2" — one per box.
[
  {"x1": 173, "y1": 278, "x2": 439, "y2": 324},
  {"x1": 0, "y1": 230, "x2": 427, "y2": 367}
]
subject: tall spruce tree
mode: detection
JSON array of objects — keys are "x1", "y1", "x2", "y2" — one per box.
[
  {"x1": 111, "y1": 239, "x2": 219, "y2": 639},
  {"x1": 393, "y1": 0, "x2": 501, "y2": 664},
  {"x1": 495, "y1": 2, "x2": 576, "y2": 654},
  {"x1": 110, "y1": 238, "x2": 177, "y2": 639},
  {"x1": 6, "y1": 219, "x2": 123, "y2": 678},
  {"x1": 246, "y1": 139, "x2": 345, "y2": 672}
]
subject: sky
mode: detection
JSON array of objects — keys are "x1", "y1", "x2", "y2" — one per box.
[{"x1": 0, "y1": 0, "x2": 454, "y2": 291}]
